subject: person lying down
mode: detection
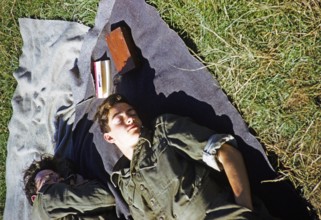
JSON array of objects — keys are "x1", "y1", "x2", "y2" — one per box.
[
  {"x1": 23, "y1": 155, "x2": 118, "y2": 220},
  {"x1": 94, "y1": 94, "x2": 276, "y2": 220},
  {"x1": 23, "y1": 93, "x2": 276, "y2": 220}
]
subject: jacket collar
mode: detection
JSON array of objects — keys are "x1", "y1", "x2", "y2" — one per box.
[{"x1": 111, "y1": 127, "x2": 153, "y2": 187}]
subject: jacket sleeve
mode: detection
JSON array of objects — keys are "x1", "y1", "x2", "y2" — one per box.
[
  {"x1": 159, "y1": 114, "x2": 238, "y2": 171},
  {"x1": 32, "y1": 180, "x2": 116, "y2": 219}
]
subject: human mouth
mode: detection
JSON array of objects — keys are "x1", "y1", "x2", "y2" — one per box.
[{"x1": 128, "y1": 124, "x2": 138, "y2": 131}]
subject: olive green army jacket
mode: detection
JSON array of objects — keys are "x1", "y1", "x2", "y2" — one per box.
[
  {"x1": 111, "y1": 114, "x2": 270, "y2": 220},
  {"x1": 32, "y1": 179, "x2": 117, "y2": 220}
]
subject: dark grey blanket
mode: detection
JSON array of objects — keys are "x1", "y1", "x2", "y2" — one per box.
[{"x1": 6, "y1": 0, "x2": 310, "y2": 219}]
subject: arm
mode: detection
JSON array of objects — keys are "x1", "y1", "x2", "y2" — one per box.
[
  {"x1": 160, "y1": 114, "x2": 253, "y2": 209},
  {"x1": 217, "y1": 144, "x2": 253, "y2": 210},
  {"x1": 33, "y1": 180, "x2": 116, "y2": 219}
]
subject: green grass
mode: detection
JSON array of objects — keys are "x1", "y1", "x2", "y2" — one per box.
[
  {"x1": 146, "y1": 0, "x2": 321, "y2": 217},
  {"x1": 1, "y1": 0, "x2": 320, "y2": 218}
]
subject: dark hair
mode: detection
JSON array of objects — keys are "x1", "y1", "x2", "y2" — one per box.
[
  {"x1": 23, "y1": 154, "x2": 76, "y2": 205},
  {"x1": 95, "y1": 93, "x2": 132, "y2": 133},
  {"x1": 23, "y1": 155, "x2": 59, "y2": 205}
]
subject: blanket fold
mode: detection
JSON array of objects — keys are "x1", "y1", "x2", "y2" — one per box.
[
  {"x1": 5, "y1": 0, "x2": 311, "y2": 219},
  {"x1": 4, "y1": 18, "x2": 89, "y2": 220}
]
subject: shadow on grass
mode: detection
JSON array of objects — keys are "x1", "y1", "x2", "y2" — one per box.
[{"x1": 147, "y1": 16, "x2": 319, "y2": 220}]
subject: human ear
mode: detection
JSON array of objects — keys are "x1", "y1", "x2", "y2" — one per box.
[
  {"x1": 103, "y1": 133, "x2": 115, "y2": 143},
  {"x1": 31, "y1": 195, "x2": 37, "y2": 203}
]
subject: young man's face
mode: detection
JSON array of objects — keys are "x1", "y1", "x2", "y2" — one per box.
[
  {"x1": 31, "y1": 169, "x2": 62, "y2": 203},
  {"x1": 34, "y1": 169, "x2": 61, "y2": 192},
  {"x1": 103, "y1": 102, "x2": 142, "y2": 159}
]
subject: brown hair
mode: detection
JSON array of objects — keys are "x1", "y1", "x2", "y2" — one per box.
[
  {"x1": 23, "y1": 155, "x2": 58, "y2": 205},
  {"x1": 23, "y1": 155, "x2": 76, "y2": 205},
  {"x1": 95, "y1": 93, "x2": 131, "y2": 133}
]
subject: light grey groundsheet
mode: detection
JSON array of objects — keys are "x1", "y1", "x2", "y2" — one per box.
[
  {"x1": 4, "y1": 19, "x2": 89, "y2": 219},
  {"x1": 5, "y1": 0, "x2": 310, "y2": 219}
]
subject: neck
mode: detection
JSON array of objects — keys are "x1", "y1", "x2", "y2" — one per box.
[
  {"x1": 124, "y1": 150, "x2": 133, "y2": 160},
  {"x1": 116, "y1": 142, "x2": 135, "y2": 160}
]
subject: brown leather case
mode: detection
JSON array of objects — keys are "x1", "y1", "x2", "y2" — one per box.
[{"x1": 105, "y1": 26, "x2": 140, "y2": 74}]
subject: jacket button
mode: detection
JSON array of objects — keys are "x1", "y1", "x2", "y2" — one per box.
[{"x1": 150, "y1": 198, "x2": 155, "y2": 206}]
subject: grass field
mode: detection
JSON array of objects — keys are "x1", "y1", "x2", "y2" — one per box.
[{"x1": 1, "y1": 0, "x2": 320, "y2": 219}]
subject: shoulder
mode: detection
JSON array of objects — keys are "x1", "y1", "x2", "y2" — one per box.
[
  {"x1": 154, "y1": 113, "x2": 191, "y2": 125},
  {"x1": 152, "y1": 113, "x2": 197, "y2": 135}
]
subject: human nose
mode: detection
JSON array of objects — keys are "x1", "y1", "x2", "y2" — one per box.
[{"x1": 126, "y1": 115, "x2": 134, "y2": 124}]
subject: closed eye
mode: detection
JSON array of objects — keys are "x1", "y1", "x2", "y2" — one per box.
[
  {"x1": 127, "y1": 109, "x2": 137, "y2": 117},
  {"x1": 112, "y1": 116, "x2": 122, "y2": 125}
]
